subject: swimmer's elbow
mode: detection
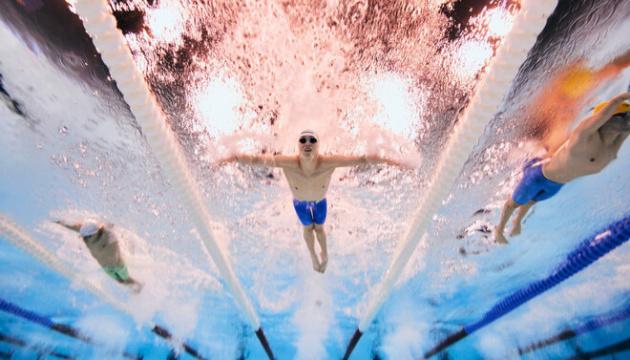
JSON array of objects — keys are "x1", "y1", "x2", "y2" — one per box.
[
  {"x1": 215, "y1": 154, "x2": 239, "y2": 166},
  {"x1": 239, "y1": 154, "x2": 273, "y2": 166}
]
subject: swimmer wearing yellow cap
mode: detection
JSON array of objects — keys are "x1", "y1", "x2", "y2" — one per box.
[
  {"x1": 495, "y1": 92, "x2": 630, "y2": 244},
  {"x1": 218, "y1": 130, "x2": 413, "y2": 273}
]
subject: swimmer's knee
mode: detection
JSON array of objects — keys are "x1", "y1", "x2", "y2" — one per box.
[{"x1": 314, "y1": 224, "x2": 325, "y2": 233}]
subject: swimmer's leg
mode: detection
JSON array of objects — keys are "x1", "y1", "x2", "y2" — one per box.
[
  {"x1": 314, "y1": 224, "x2": 328, "y2": 273},
  {"x1": 510, "y1": 201, "x2": 535, "y2": 236},
  {"x1": 303, "y1": 225, "x2": 322, "y2": 273},
  {"x1": 494, "y1": 198, "x2": 519, "y2": 244}
]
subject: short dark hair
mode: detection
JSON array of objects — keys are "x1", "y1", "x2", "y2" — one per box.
[{"x1": 601, "y1": 112, "x2": 630, "y2": 132}]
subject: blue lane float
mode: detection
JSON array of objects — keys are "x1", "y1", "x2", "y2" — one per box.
[
  {"x1": 519, "y1": 303, "x2": 630, "y2": 355},
  {"x1": 424, "y1": 213, "x2": 630, "y2": 359},
  {"x1": 566, "y1": 336, "x2": 630, "y2": 360},
  {"x1": 0, "y1": 332, "x2": 74, "y2": 359},
  {"x1": 0, "y1": 297, "x2": 138, "y2": 360},
  {"x1": 0, "y1": 298, "x2": 55, "y2": 329},
  {"x1": 0, "y1": 296, "x2": 210, "y2": 360}
]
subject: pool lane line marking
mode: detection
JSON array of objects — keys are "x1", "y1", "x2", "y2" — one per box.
[
  {"x1": 73, "y1": 0, "x2": 274, "y2": 358},
  {"x1": 424, "y1": 214, "x2": 630, "y2": 359},
  {"x1": 0, "y1": 213, "x2": 206, "y2": 360},
  {"x1": 342, "y1": 0, "x2": 560, "y2": 358}
]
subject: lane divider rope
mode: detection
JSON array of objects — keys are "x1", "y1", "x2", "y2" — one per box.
[
  {"x1": 71, "y1": 1, "x2": 274, "y2": 358},
  {"x1": 518, "y1": 303, "x2": 630, "y2": 356},
  {"x1": 424, "y1": 214, "x2": 630, "y2": 359},
  {"x1": 342, "y1": 1, "x2": 559, "y2": 358},
  {"x1": 0, "y1": 213, "x2": 206, "y2": 360}
]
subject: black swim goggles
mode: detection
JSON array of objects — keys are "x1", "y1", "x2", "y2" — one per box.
[{"x1": 299, "y1": 136, "x2": 318, "y2": 144}]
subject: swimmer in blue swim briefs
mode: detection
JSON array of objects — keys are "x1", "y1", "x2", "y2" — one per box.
[
  {"x1": 495, "y1": 92, "x2": 630, "y2": 244},
  {"x1": 219, "y1": 130, "x2": 412, "y2": 273}
]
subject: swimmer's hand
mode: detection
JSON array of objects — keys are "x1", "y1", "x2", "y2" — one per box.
[{"x1": 53, "y1": 220, "x2": 81, "y2": 232}]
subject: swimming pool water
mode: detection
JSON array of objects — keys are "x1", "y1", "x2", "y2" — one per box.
[{"x1": 1, "y1": 0, "x2": 630, "y2": 359}]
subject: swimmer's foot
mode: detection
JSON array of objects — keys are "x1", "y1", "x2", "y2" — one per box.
[
  {"x1": 311, "y1": 256, "x2": 323, "y2": 273},
  {"x1": 494, "y1": 229, "x2": 508, "y2": 244},
  {"x1": 509, "y1": 222, "x2": 522, "y2": 237},
  {"x1": 127, "y1": 281, "x2": 143, "y2": 294},
  {"x1": 319, "y1": 252, "x2": 328, "y2": 273}
]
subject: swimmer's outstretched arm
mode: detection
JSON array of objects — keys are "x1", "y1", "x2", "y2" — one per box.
[
  {"x1": 576, "y1": 92, "x2": 630, "y2": 136},
  {"x1": 217, "y1": 154, "x2": 299, "y2": 169},
  {"x1": 321, "y1": 154, "x2": 411, "y2": 169},
  {"x1": 600, "y1": 48, "x2": 630, "y2": 76},
  {"x1": 54, "y1": 220, "x2": 81, "y2": 232}
]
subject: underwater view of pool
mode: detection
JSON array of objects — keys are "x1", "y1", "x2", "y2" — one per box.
[{"x1": 1, "y1": 0, "x2": 630, "y2": 359}]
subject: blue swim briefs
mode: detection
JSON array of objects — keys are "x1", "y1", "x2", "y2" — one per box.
[
  {"x1": 292, "y1": 198, "x2": 327, "y2": 226},
  {"x1": 512, "y1": 158, "x2": 564, "y2": 205}
]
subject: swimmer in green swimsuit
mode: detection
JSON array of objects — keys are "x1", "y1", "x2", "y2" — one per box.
[{"x1": 56, "y1": 219, "x2": 143, "y2": 292}]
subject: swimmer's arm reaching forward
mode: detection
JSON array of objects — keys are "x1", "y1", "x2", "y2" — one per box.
[
  {"x1": 599, "y1": 49, "x2": 630, "y2": 77},
  {"x1": 320, "y1": 154, "x2": 411, "y2": 169},
  {"x1": 575, "y1": 92, "x2": 630, "y2": 136},
  {"x1": 218, "y1": 153, "x2": 300, "y2": 169},
  {"x1": 55, "y1": 220, "x2": 81, "y2": 232}
]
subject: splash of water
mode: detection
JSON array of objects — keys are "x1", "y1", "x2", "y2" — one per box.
[{"x1": 123, "y1": 1, "x2": 472, "y2": 166}]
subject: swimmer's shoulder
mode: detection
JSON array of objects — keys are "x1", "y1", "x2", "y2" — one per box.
[{"x1": 272, "y1": 154, "x2": 300, "y2": 169}]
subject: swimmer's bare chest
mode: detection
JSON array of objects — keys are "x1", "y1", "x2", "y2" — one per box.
[
  {"x1": 282, "y1": 167, "x2": 335, "y2": 201},
  {"x1": 546, "y1": 135, "x2": 616, "y2": 182}
]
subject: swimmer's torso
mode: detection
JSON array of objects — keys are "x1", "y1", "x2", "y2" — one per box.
[
  {"x1": 282, "y1": 164, "x2": 335, "y2": 201},
  {"x1": 543, "y1": 132, "x2": 618, "y2": 183},
  {"x1": 83, "y1": 227, "x2": 124, "y2": 268}
]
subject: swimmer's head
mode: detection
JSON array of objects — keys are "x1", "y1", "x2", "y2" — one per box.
[
  {"x1": 594, "y1": 100, "x2": 630, "y2": 135},
  {"x1": 80, "y1": 220, "x2": 102, "y2": 239},
  {"x1": 592, "y1": 100, "x2": 630, "y2": 117},
  {"x1": 600, "y1": 112, "x2": 630, "y2": 134},
  {"x1": 298, "y1": 130, "x2": 319, "y2": 158}
]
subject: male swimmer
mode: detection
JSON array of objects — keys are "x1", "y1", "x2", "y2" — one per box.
[
  {"x1": 495, "y1": 92, "x2": 630, "y2": 244},
  {"x1": 56, "y1": 219, "x2": 143, "y2": 292},
  {"x1": 528, "y1": 48, "x2": 630, "y2": 152},
  {"x1": 220, "y1": 130, "x2": 410, "y2": 273}
]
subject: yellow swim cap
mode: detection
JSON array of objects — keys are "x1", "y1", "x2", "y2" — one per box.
[{"x1": 592, "y1": 100, "x2": 630, "y2": 115}]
